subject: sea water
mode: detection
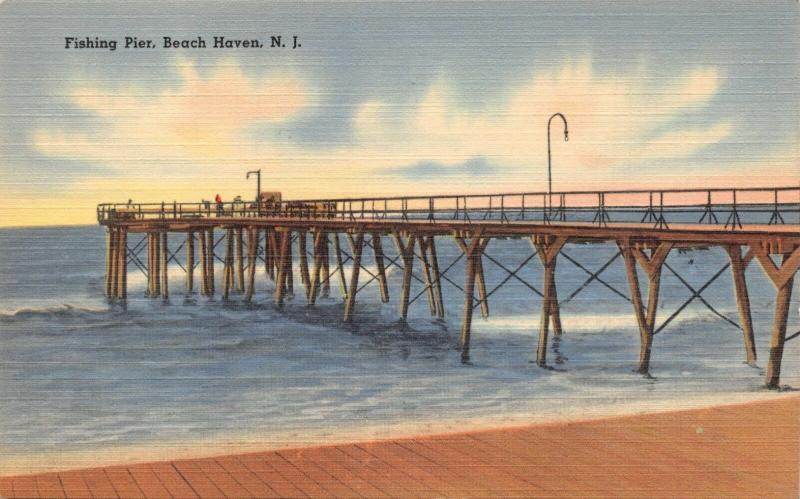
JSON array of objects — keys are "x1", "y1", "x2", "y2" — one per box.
[{"x1": 0, "y1": 225, "x2": 797, "y2": 473}]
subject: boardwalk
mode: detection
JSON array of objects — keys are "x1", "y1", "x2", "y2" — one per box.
[
  {"x1": 2, "y1": 396, "x2": 797, "y2": 498},
  {"x1": 97, "y1": 185, "x2": 800, "y2": 387}
]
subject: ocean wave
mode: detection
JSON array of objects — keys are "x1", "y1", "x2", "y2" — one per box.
[{"x1": 0, "y1": 303, "x2": 114, "y2": 323}]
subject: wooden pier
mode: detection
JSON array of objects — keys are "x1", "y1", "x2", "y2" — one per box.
[{"x1": 98, "y1": 186, "x2": 800, "y2": 388}]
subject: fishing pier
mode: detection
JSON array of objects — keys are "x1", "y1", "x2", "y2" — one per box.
[{"x1": 98, "y1": 186, "x2": 800, "y2": 388}]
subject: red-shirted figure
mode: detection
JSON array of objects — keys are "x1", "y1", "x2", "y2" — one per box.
[{"x1": 215, "y1": 194, "x2": 223, "y2": 216}]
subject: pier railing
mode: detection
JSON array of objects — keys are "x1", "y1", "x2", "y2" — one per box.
[{"x1": 98, "y1": 186, "x2": 799, "y2": 229}]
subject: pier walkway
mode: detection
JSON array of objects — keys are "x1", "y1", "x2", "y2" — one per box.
[{"x1": 97, "y1": 186, "x2": 800, "y2": 387}]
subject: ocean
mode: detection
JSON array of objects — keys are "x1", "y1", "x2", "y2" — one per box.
[{"x1": 1, "y1": 225, "x2": 797, "y2": 474}]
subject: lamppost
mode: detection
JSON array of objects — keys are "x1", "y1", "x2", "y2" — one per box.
[
  {"x1": 246, "y1": 169, "x2": 261, "y2": 210},
  {"x1": 547, "y1": 113, "x2": 569, "y2": 218}
]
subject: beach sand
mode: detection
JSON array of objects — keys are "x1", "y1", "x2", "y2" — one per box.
[{"x1": 1, "y1": 394, "x2": 797, "y2": 498}]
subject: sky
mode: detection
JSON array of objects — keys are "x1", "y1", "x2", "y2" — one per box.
[{"x1": 0, "y1": 0, "x2": 798, "y2": 227}]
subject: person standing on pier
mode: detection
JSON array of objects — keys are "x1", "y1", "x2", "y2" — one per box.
[{"x1": 215, "y1": 193, "x2": 223, "y2": 216}]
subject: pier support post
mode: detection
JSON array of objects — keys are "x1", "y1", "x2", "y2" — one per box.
[
  {"x1": 428, "y1": 236, "x2": 445, "y2": 320},
  {"x1": 393, "y1": 232, "x2": 417, "y2": 321},
  {"x1": 475, "y1": 246, "x2": 490, "y2": 319},
  {"x1": 186, "y1": 232, "x2": 195, "y2": 295},
  {"x1": 266, "y1": 229, "x2": 277, "y2": 282},
  {"x1": 245, "y1": 227, "x2": 257, "y2": 302},
  {"x1": 321, "y1": 233, "x2": 331, "y2": 298},
  {"x1": 206, "y1": 229, "x2": 215, "y2": 297},
  {"x1": 298, "y1": 230, "x2": 311, "y2": 299},
  {"x1": 145, "y1": 233, "x2": 152, "y2": 297},
  {"x1": 199, "y1": 229, "x2": 209, "y2": 296},
  {"x1": 308, "y1": 230, "x2": 324, "y2": 305},
  {"x1": 725, "y1": 245, "x2": 756, "y2": 364},
  {"x1": 116, "y1": 228, "x2": 128, "y2": 301},
  {"x1": 418, "y1": 237, "x2": 438, "y2": 317},
  {"x1": 372, "y1": 233, "x2": 390, "y2": 303},
  {"x1": 274, "y1": 230, "x2": 291, "y2": 308},
  {"x1": 235, "y1": 227, "x2": 245, "y2": 293},
  {"x1": 455, "y1": 229, "x2": 485, "y2": 363},
  {"x1": 153, "y1": 230, "x2": 161, "y2": 297},
  {"x1": 105, "y1": 229, "x2": 113, "y2": 297},
  {"x1": 620, "y1": 240, "x2": 673, "y2": 375},
  {"x1": 532, "y1": 236, "x2": 567, "y2": 367},
  {"x1": 107, "y1": 228, "x2": 117, "y2": 298},
  {"x1": 286, "y1": 231, "x2": 294, "y2": 298},
  {"x1": 160, "y1": 231, "x2": 168, "y2": 301},
  {"x1": 334, "y1": 233, "x2": 348, "y2": 299},
  {"x1": 753, "y1": 245, "x2": 800, "y2": 388},
  {"x1": 343, "y1": 232, "x2": 365, "y2": 322},
  {"x1": 223, "y1": 228, "x2": 234, "y2": 300}
]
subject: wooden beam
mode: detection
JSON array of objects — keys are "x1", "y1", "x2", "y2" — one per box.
[
  {"x1": 245, "y1": 227, "x2": 257, "y2": 303},
  {"x1": 199, "y1": 230, "x2": 208, "y2": 296},
  {"x1": 393, "y1": 231, "x2": 417, "y2": 321},
  {"x1": 223, "y1": 227, "x2": 234, "y2": 300},
  {"x1": 427, "y1": 236, "x2": 445, "y2": 320},
  {"x1": 104, "y1": 229, "x2": 113, "y2": 298},
  {"x1": 160, "y1": 231, "x2": 168, "y2": 301},
  {"x1": 343, "y1": 232, "x2": 365, "y2": 322},
  {"x1": 206, "y1": 229, "x2": 215, "y2": 296},
  {"x1": 475, "y1": 239, "x2": 490, "y2": 319},
  {"x1": 725, "y1": 245, "x2": 756, "y2": 364},
  {"x1": 186, "y1": 231, "x2": 195, "y2": 295},
  {"x1": 274, "y1": 230, "x2": 291, "y2": 308},
  {"x1": 761, "y1": 251, "x2": 799, "y2": 389},
  {"x1": 456, "y1": 228, "x2": 484, "y2": 363},
  {"x1": 321, "y1": 233, "x2": 331, "y2": 298},
  {"x1": 153, "y1": 230, "x2": 161, "y2": 297},
  {"x1": 333, "y1": 233, "x2": 348, "y2": 299},
  {"x1": 298, "y1": 230, "x2": 311, "y2": 299},
  {"x1": 417, "y1": 237, "x2": 437, "y2": 317},
  {"x1": 620, "y1": 240, "x2": 671, "y2": 375},
  {"x1": 117, "y1": 228, "x2": 127, "y2": 300},
  {"x1": 235, "y1": 227, "x2": 245, "y2": 293},
  {"x1": 308, "y1": 230, "x2": 324, "y2": 305},
  {"x1": 532, "y1": 236, "x2": 567, "y2": 366},
  {"x1": 107, "y1": 228, "x2": 118, "y2": 298},
  {"x1": 372, "y1": 232, "x2": 390, "y2": 303}
]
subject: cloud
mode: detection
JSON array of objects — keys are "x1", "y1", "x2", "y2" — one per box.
[{"x1": 22, "y1": 56, "x2": 777, "y2": 227}]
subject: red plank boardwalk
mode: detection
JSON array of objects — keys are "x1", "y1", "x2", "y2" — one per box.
[{"x1": 2, "y1": 396, "x2": 798, "y2": 498}]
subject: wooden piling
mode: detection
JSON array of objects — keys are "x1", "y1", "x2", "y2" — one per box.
[
  {"x1": 393, "y1": 232, "x2": 417, "y2": 321},
  {"x1": 334, "y1": 233, "x2": 348, "y2": 299},
  {"x1": 725, "y1": 245, "x2": 756, "y2": 363},
  {"x1": 298, "y1": 230, "x2": 311, "y2": 299},
  {"x1": 343, "y1": 232, "x2": 365, "y2": 322},
  {"x1": 428, "y1": 236, "x2": 445, "y2": 319},
  {"x1": 153, "y1": 230, "x2": 161, "y2": 297},
  {"x1": 236, "y1": 227, "x2": 245, "y2": 293},
  {"x1": 207, "y1": 229, "x2": 215, "y2": 296},
  {"x1": 107, "y1": 228, "x2": 117, "y2": 298},
  {"x1": 199, "y1": 229, "x2": 209, "y2": 296},
  {"x1": 286, "y1": 231, "x2": 294, "y2": 297},
  {"x1": 267, "y1": 229, "x2": 277, "y2": 281},
  {"x1": 321, "y1": 233, "x2": 331, "y2": 298},
  {"x1": 475, "y1": 248, "x2": 490, "y2": 319},
  {"x1": 533, "y1": 236, "x2": 567, "y2": 367},
  {"x1": 104, "y1": 229, "x2": 113, "y2": 297},
  {"x1": 160, "y1": 231, "x2": 168, "y2": 301},
  {"x1": 308, "y1": 230, "x2": 324, "y2": 305},
  {"x1": 753, "y1": 246, "x2": 800, "y2": 388},
  {"x1": 372, "y1": 232, "x2": 390, "y2": 303},
  {"x1": 245, "y1": 227, "x2": 257, "y2": 302},
  {"x1": 223, "y1": 227, "x2": 234, "y2": 300},
  {"x1": 456, "y1": 230, "x2": 484, "y2": 363},
  {"x1": 417, "y1": 237, "x2": 438, "y2": 317},
  {"x1": 274, "y1": 230, "x2": 291, "y2": 308},
  {"x1": 620, "y1": 240, "x2": 672, "y2": 375},
  {"x1": 116, "y1": 228, "x2": 127, "y2": 300},
  {"x1": 186, "y1": 232, "x2": 195, "y2": 295}
]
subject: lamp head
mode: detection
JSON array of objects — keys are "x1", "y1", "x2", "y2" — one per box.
[{"x1": 564, "y1": 129, "x2": 569, "y2": 142}]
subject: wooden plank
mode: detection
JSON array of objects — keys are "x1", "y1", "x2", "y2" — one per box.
[{"x1": 726, "y1": 245, "x2": 756, "y2": 364}]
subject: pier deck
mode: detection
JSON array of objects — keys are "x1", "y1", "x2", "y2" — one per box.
[{"x1": 98, "y1": 186, "x2": 800, "y2": 387}]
